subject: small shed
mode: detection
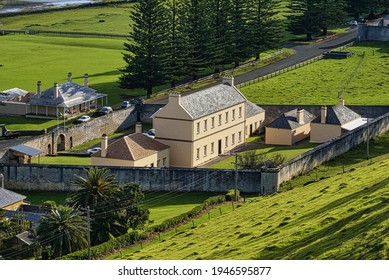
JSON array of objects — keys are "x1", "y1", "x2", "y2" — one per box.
[{"x1": 8, "y1": 144, "x2": 43, "y2": 164}]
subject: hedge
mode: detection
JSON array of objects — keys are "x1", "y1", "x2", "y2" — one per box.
[{"x1": 59, "y1": 194, "x2": 226, "y2": 260}]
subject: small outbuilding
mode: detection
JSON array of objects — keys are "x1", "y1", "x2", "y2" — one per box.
[
  {"x1": 8, "y1": 144, "x2": 43, "y2": 164},
  {"x1": 0, "y1": 188, "x2": 26, "y2": 211},
  {"x1": 265, "y1": 108, "x2": 316, "y2": 145}
]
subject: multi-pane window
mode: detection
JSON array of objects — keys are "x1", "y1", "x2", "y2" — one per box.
[
  {"x1": 218, "y1": 114, "x2": 222, "y2": 126},
  {"x1": 232, "y1": 133, "x2": 235, "y2": 145},
  {"x1": 238, "y1": 131, "x2": 242, "y2": 143},
  {"x1": 204, "y1": 145, "x2": 207, "y2": 157},
  {"x1": 163, "y1": 157, "x2": 167, "y2": 166},
  {"x1": 225, "y1": 112, "x2": 229, "y2": 123},
  {"x1": 157, "y1": 160, "x2": 160, "y2": 167},
  {"x1": 196, "y1": 148, "x2": 200, "y2": 160},
  {"x1": 211, "y1": 142, "x2": 214, "y2": 154},
  {"x1": 196, "y1": 122, "x2": 200, "y2": 134},
  {"x1": 204, "y1": 120, "x2": 207, "y2": 131},
  {"x1": 211, "y1": 117, "x2": 215, "y2": 128},
  {"x1": 232, "y1": 109, "x2": 235, "y2": 120},
  {"x1": 239, "y1": 106, "x2": 242, "y2": 118},
  {"x1": 225, "y1": 136, "x2": 228, "y2": 147}
]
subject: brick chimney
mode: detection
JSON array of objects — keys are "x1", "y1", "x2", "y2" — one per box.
[
  {"x1": 168, "y1": 93, "x2": 181, "y2": 105},
  {"x1": 222, "y1": 76, "x2": 234, "y2": 86},
  {"x1": 321, "y1": 106, "x2": 327, "y2": 124},
  {"x1": 297, "y1": 108, "x2": 305, "y2": 124},
  {"x1": 339, "y1": 98, "x2": 345, "y2": 106},
  {"x1": 84, "y1": 73, "x2": 89, "y2": 87},
  {"x1": 101, "y1": 134, "x2": 108, "y2": 158},
  {"x1": 37, "y1": 81, "x2": 42, "y2": 97},
  {"x1": 54, "y1": 82, "x2": 59, "y2": 99},
  {"x1": 135, "y1": 122, "x2": 142, "y2": 134},
  {"x1": 67, "y1": 72, "x2": 72, "y2": 82}
]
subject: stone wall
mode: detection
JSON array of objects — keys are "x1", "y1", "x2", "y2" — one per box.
[
  {"x1": 0, "y1": 164, "x2": 262, "y2": 194},
  {"x1": 358, "y1": 24, "x2": 389, "y2": 41}
]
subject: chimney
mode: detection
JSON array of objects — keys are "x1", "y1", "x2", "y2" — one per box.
[
  {"x1": 135, "y1": 122, "x2": 142, "y2": 134},
  {"x1": 297, "y1": 108, "x2": 304, "y2": 124},
  {"x1": 67, "y1": 72, "x2": 72, "y2": 82},
  {"x1": 37, "y1": 81, "x2": 42, "y2": 96},
  {"x1": 222, "y1": 76, "x2": 234, "y2": 86},
  {"x1": 168, "y1": 93, "x2": 181, "y2": 105},
  {"x1": 84, "y1": 73, "x2": 89, "y2": 87},
  {"x1": 101, "y1": 134, "x2": 108, "y2": 158},
  {"x1": 339, "y1": 98, "x2": 345, "y2": 106},
  {"x1": 54, "y1": 82, "x2": 59, "y2": 99},
  {"x1": 321, "y1": 106, "x2": 327, "y2": 124}
]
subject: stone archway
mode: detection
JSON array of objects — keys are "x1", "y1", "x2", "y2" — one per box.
[{"x1": 57, "y1": 134, "x2": 66, "y2": 152}]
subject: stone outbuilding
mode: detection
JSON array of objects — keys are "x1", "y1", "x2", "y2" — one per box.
[{"x1": 265, "y1": 108, "x2": 316, "y2": 145}]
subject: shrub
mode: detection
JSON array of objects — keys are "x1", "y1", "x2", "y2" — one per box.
[{"x1": 225, "y1": 189, "x2": 241, "y2": 201}]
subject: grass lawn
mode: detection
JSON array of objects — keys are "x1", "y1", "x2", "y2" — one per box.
[
  {"x1": 209, "y1": 140, "x2": 317, "y2": 169},
  {"x1": 0, "y1": 115, "x2": 60, "y2": 130},
  {"x1": 0, "y1": 2, "x2": 134, "y2": 35},
  {"x1": 31, "y1": 155, "x2": 91, "y2": 165},
  {"x1": 17, "y1": 190, "x2": 71, "y2": 205},
  {"x1": 240, "y1": 41, "x2": 389, "y2": 105},
  {"x1": 107, "y1": 132, "x2": 389, "y2": 260},
  {"x1": 0, "y1": 34, "x2": 150, "y2": 106}
]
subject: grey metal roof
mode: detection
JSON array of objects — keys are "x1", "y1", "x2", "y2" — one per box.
[
  {"x1": 15, "y1": 231, "x2": 37, "y2": 245},
  {"x1": 179, "y1": 83, "x2": 247, "y2": 119},
  {"x1": 9, "y1": 144, "x2": 43, "y2": 157},
  {"x1": 0, "y1": 189, "x2": 26, "y2": 208},
  {"x1": 246, "y1": 100, "x2": 265, "y2": 118},
  {"x1": 0, "y1": 88, "x2": 29, "y2": 102},
  {"x1": 312, "y1": 104, "x2": 361, "y2": 125},
  {"x1": 267, "y1": 109, "x2": 316, "y2": 129},
  {"x1": 29, "y1": 82, "x2": 107, "y2": 108}
]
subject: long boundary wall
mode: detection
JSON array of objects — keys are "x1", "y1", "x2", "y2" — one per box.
[
  {"x1": 0, "y1": 164, "x2": 263, "y2": 194},
  {"x1": 358, "y1": 24, "x2": 389, "y2": 41}
]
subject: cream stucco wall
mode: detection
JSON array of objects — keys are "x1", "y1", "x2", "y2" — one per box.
[
  {"x1": 0, "y1": 102, "x2": 28, "y2": 116},
  {"x1": 292, "y1": 123, "x2": 311, "y2": 144},
  {"x1": 310, "y1": 123, "x2": 342, "y2": 143},
  {"x1": 245, "y1": 112, "x2": 265, "y2": 137},
  {"x1": 92, "y1": 148, "x2": 170, "y2": 168},
  {"x1": 154, "y1": 139, "x2": 193, "y2": 168},
  {"x1": 266, "y1": 127, "x2": 292, "y2": 145},
  {"x1": 1, "y1": 200, "x2": 24, "y2": 211}
]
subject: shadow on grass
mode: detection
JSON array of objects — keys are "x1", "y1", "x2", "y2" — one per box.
[{"x1": 256, "y1": 178, "x2": 389, "y2": 260}]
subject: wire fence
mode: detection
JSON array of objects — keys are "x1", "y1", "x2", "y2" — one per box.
[{"x1": 237, "y1": 41, "x2": 356, "y2": 89}]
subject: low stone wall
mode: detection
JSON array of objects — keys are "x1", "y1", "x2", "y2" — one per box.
[
  {"x1": 278, "y1": 111, "x2": 389, "y2": 184},
  {"x1": 358, "y1": 24, "x2": 389, "y2": 41},
  {"x1": 0, "y1": 164, "x2": 263, "y2": 194}
]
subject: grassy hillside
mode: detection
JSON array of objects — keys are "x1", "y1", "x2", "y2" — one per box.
[
  {"x1": 241, "y1": 41, "x2": 389, "y2": 105},
  {"x1": 108, "y1": 132, "x2": 389, "y2": 260}
]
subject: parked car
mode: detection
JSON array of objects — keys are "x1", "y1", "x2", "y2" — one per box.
[
  {"x1": 76, "y1": 115, "x2": 91, "y2": 123},
  {"x1": 142, "y1": 128, "x2": 155, "y2": 139},
  {"x1": 347, "y1": 20, "x2": 358, "y2": 26},
  {"x1": 121, "y1": 101, "x2": 130, "y2": 108},
  {"x1": 98, "y1": 106, "x2": 113, "y2": 115},
  {"x1": 87, "y1": 147, "x2": 101, "y2": 155}
]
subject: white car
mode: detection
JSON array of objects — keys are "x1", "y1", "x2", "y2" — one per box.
[
  {"x1": 87, "y1": 147, "x2": 102, "y2": 155},
  {"x1": 77, "y1": 115, "x2": 91, "y2": 122},
  {"x1": 142, "y1": 128, "x2": 155, "y2": 139}
]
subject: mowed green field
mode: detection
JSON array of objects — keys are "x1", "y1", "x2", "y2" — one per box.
[
  {"x1": 0, "y1": 34, "x2": 154, "y2": 105},
  {"x1": 108, "y1": 133, "x2": 389, "y2": 260},
  {"x1": 0, "y1": 3, "x2": 134, "y2": 34},
  {"x1": 241, "y1": 41, "x2": 389, "y2": 105}
]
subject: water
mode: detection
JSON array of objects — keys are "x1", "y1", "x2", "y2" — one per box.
[{"x1": 0, "y1": 0, "x2": 102, "y2": 14}]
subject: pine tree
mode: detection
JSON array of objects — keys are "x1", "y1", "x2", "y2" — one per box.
[
  {"x1": 315, "y1": 0, "x2": 347, "y2": 37},
  {"x1": 230, "y1": 0, "x2": 251, "y2": 67},
  {"x1": 288, "y1": 0, "x2": 319, "y2": 41},
  {"x1": 247, "y1": 0, "x2": 284, "y2": 60},
  {"x1": 179, "y1": 0, "x2": 214, "y2": 80},
  {"x1": 119, "y1": 0, "x2": 167, "y2": 98}
]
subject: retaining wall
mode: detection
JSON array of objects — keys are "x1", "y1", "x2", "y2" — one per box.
[
  {"x1": 358, "y1": 24, "x2": 389, "y2": 41},
  {"x1": 0, "y1": 164, "x2": 264, "y2": 194}
]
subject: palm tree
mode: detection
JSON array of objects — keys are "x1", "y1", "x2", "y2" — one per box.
[
  {"x1": 37, "y1": 206, "x2": 87, "y2": 258},
  {"x1": 67, "y1": 167, "x2": 124, "y2": 245}
]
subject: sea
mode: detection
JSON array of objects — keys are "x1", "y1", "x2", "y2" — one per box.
[{"x1": 0, "y1": 0, "x2": 102, "y2": 13}]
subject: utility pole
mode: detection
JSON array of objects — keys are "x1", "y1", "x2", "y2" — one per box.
[
  {"x1": 234, "y1": 153, "x2": 238, "y2": 201},
  {"x1": 81, "y1": 206, "x2": 94, "y2": 260}
]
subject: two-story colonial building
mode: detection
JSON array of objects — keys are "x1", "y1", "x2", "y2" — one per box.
[{"x1": 151, "y1": 77, "x2": 265, "y2": 168}]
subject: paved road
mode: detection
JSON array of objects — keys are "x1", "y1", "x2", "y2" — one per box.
[{"x1": 148, "y1": 27, "x2": 358, "y2": 104}]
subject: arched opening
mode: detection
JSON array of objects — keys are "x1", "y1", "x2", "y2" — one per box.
[
  {"x1": 70, "y1": 136, "x2": 73, "y2": 149},
  {"x1": 48, "y1": 144, "x2": 51, "y2": 155},
  {"x1": 57, "y1": 134, "x2": 66, "y2": 152}
]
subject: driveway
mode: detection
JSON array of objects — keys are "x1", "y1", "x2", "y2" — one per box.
[{"x1": 148, "y1": 27, "x2": 359, "y2": 105}]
